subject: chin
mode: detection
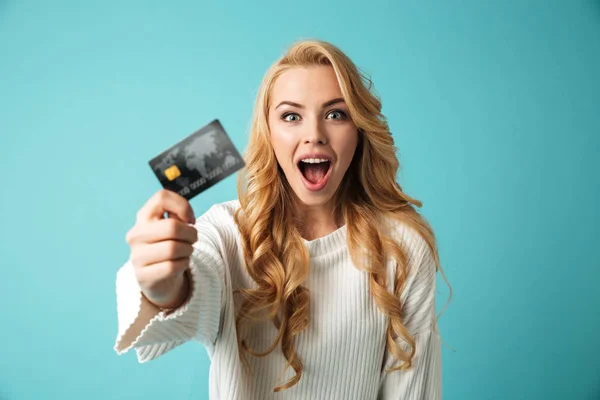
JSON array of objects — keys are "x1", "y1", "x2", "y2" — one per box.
[
  {"x1": 289, "y1": 181, "x2": 338, "y2": 207},
  {"x1": 297, "y1": 194, "x2": 334, "y2": 207}
]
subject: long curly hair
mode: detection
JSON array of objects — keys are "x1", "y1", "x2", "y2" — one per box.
[{"x1": 233, "y1": 39, "x2": 451, "y2": 392}]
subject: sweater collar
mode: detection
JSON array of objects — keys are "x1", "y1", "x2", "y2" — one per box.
[{"x1": 302, "y1": 224, "x2": 347, "y2": 256}]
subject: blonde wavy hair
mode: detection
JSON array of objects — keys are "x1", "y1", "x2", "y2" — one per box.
[{"x1": 233, "y1": 39, "x2": 451, "y2": 392}]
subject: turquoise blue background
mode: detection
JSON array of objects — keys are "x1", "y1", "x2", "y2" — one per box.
[{"x1": 1, "y1": 1, "x2": 599, "y2": 399}]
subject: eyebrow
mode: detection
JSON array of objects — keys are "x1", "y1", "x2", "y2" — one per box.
[{"x1": 275, "y1": 97, "x2": 345, "y2": 110}]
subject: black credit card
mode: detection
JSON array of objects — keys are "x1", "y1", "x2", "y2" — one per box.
[{"x1": 148, "y1": 119, "x2": 245, "y2": 200}]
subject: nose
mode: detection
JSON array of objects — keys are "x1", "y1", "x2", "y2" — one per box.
[{"x1": 303, "y1": 119, "x2": 328, "y2": 145}]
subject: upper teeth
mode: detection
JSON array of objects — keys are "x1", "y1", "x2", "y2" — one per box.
[{"x1": 301, "y1": 158, "x2": 328, "y2": 163}]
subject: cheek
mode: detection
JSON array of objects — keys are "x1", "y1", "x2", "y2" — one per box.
[
  {"x1": 336, "y1": 131, "x2": 359, "y2": 167},
  {"x1": 270, "y1": 131, "x2": 295, "y2": 166}
]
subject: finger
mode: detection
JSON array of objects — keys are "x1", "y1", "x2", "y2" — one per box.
[
  {"x1": 128, "y1": 218, "x2": 198, "y2": 245},
  {"x1": 167, "y1": 211, "x2": 196, "y2": 224},
  {"x1": 137, "y1": 189, "x2": 195, "y2": 223},
  {"x1": 131, "y1": 240, "x2": 195, "y2": 268},
  {"x1": 136, "y1": 258, "x2": 190, "y2": 283},
  {"x1": 166, "y1": 211, "x2": 182, "y2": 221}
]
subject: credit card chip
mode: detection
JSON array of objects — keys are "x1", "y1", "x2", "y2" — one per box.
[{"x1": 164, "y1": 165, "x2": 181, "y2": 181}]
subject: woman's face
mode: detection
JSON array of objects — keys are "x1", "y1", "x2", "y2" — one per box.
[{"x1": 268, "y1": 65, "x2": 359, "y2": 208}]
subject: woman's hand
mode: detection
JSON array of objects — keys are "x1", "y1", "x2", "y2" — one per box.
[{"x1": 125, "y1": 189, "x2": 198, "y2": 309}]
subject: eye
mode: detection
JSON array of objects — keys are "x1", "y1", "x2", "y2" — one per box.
[
  {"x1": 326, "y1": 110, "x2": 347, "y2": 120},
  {"x1": 282, "y1": 113, "x2": 301, "y2": 122}
]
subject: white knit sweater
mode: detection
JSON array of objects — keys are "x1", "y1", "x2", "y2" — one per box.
[{"x1": 114, "y1": 200, "x2": 441, "y2": 399}]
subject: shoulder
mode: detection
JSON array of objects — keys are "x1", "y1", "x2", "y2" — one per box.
[
  {"x1": 194, "y1": 199, "x2": 241, "y2": 236},
  {"x1": 197, "y1": 199, "x2": 240, "y2": 223},
  {"x1": 381, "y1": 214, "x2": 438, "y2": 302},
  {"x1": 383, "y1": 215, "x2": 439, "y2": 333},
  {"x1": 382, "y1": 215, "x2": 435, "y2": 268},
  {"x1": 190, "y1": 200, "x2": 243, "y2": 264}
]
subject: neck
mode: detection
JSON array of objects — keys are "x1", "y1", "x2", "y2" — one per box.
[{"x1": 297, "y1": 200, "x2": 342, "y2": 241}]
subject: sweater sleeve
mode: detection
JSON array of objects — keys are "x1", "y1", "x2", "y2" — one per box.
[
  {"x1": 113, "y1": 207, "x2": 229, "y2": 362},
  {"x1": 378, "y1": 229, "x2": 442, "y2": 399}
]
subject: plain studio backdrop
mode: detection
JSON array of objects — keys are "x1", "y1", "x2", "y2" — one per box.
[{"x1": 1, "y1": 1, "x2": 599, "y2": 399}]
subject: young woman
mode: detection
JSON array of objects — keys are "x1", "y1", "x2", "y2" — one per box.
[{"x1": 114, "y1": 40, "x2": 450, "y2": 399}]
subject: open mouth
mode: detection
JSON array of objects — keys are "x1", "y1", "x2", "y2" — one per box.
[{"x1": 297, "y1": 158, "x2": 332, "y2": 185}]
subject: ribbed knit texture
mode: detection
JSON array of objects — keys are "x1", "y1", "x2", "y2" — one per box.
[{"x1": 114, "y1": 200, "x2": 441, "y2": 399}]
